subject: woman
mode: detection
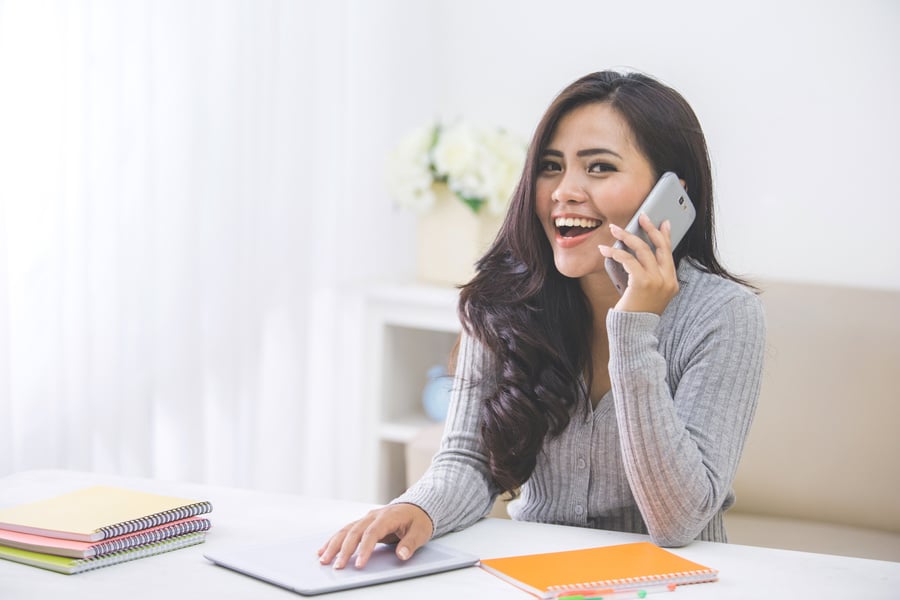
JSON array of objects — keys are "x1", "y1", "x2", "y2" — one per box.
[{"x1": 320, "y1": 70, "x2": 765, "y2": 570}]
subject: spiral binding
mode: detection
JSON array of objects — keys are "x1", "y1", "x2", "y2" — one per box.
[
  {"x1": 96, "y1": 501, "x2": 213, "y2": 540},
  {"x1": 91, "y1": 518, "x2": 211, "y2": 557},
  {"x1": 72, "y1": 532, "x2": 207, "y2": 574},
  {"x1": 546, "y1": 569, "x2": 716, "y2": 591}
]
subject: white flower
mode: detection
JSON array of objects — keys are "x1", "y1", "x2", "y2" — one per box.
[
  {"x1": 385, "y1": 124, "x2": 439, "y2": 213},
  {"x1": 432, "y1": 122, "x2": 485, "y2": 208},
  {"x1": 478, "y1": 128, "x2": 526, "y2": 215},
  {"x1": 385, "y1": 119, "x2": 526, "y2": 216}
]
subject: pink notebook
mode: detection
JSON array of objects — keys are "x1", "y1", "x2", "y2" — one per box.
[{"x1": 0, "y1": 516, "x2": 211, "y2": 558}]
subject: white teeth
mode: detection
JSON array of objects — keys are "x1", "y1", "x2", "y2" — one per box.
[{"x1": 555, "y1": 217, "x2": 600, "y2": 228}]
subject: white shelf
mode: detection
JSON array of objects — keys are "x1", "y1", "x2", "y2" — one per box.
[
  {"x1": 363, "y1": 283, "x2": 462, "y2": 332},
  {"x1": 356, "y1": 282, "x2": 462, "y2": 503},
  {"x1": 378, "y1": 415, "x2": 440, "y2": 444}
]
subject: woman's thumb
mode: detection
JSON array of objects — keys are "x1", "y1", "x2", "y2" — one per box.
[{"x1": 395, "y1": 527, "x2": 429, "y2": 561}]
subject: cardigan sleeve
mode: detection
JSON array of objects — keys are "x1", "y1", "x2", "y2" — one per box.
[
  {"x1": 606, "y1": 290, "x2": 766, "y2": 546},
  {"x1": 391, "y1": 331, "x2": 500, "y2": 538}
]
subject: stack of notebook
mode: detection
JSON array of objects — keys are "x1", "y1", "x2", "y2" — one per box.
[{"x1": 0, "y1": 485, "x2": 212, "y2": 574}]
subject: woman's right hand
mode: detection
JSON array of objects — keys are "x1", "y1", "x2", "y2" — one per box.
[
  {"x1": 317, "y1": 502, "x2": 434, "y2": 570},
  {"x1": 598, "y1": 216, "x2": 680, "y2": 314}
]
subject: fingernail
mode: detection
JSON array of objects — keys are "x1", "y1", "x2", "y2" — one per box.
[
  {"x1": 355, "y1": 556, "x2": 363, "y2": 568},
  {"x1": 398, "y1": 546, "x2": 411, "y2": 560}
]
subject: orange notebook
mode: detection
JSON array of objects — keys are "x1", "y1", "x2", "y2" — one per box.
[{"x1": 479, "y1": 541, "x2": 718, "y2": 598}]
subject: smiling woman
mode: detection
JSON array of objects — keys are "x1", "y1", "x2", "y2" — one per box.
[{"x1": 318, "y1": 70, "x2": 766, "y2": 570}]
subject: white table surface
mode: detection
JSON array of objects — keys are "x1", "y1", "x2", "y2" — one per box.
[{"x1": 1, "y1": 470, "x2": 898, "y2": 599}]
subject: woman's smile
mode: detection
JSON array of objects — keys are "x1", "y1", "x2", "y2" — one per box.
[{"x1": 553, "y1": 214, "x2": 603, "y2": 248}]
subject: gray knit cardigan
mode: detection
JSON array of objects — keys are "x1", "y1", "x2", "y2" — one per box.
[{"x1": 395, "y1": 260, "x2": 766, "y2": 547}]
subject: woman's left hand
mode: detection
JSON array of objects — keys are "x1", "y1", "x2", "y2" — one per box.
[{"x1": 598, "y1": 213, "x2": 679, "y2": 314}]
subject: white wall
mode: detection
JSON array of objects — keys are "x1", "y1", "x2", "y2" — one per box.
[
  {"x1": 1, "y1": 0, "x2": 897, "y2": 499},
  {"x1": 370, "y1": 0, "x2": 900, "y2": 290}
]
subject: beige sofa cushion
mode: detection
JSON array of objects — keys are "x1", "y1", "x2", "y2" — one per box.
[
  {"x1": 732, "y1": 281, "x2": 900, "y2": 528},
  {"x1": 725, "y1": 512, "x2": 900, "y2": 562},
  {"x1": 728, "y1": 280, "x2": 900, "y2": 560}
]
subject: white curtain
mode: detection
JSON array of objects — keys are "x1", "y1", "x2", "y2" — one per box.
[{"x1": 0, "y1": 0, "x2": 394, "y2": 496}]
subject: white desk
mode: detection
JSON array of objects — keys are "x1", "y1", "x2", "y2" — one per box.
[{"x1": 1, "y1": 470, "x2": 898, "y2": 599}]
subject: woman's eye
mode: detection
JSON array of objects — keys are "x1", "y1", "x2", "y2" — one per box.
[
  {"x1": 588, "y1": 162, "x2": 616, "y2": 173},
  {"x1": 540, "y1": 160, "x2": 562, "y2": 173}
]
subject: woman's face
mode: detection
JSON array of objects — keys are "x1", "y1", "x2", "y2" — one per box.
[{"x1": 535, "y1": 102, "x2": 657, "y2": 282}]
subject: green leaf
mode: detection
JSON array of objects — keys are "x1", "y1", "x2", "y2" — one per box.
[
  {"x1": 427, "y1": 124, "x2": 442, "y2": 179},
  {"x1": 458, "y1": 194, "x2": 484, "y2": 214}
]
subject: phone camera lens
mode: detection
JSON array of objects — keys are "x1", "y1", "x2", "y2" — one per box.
[{"x1": 678, "y1": 196, "x2": 685, "y2": 205}]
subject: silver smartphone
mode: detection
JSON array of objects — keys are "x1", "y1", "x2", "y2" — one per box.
[{"x1": 604, "y1": 171, "x2": 696, "y2": 294}]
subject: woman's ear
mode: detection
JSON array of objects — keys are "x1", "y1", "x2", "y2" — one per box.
[{"x1": 679, "y1": 178, "x2": 688, "y2": 192}]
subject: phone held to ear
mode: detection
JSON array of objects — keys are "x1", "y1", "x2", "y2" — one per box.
[{"x1": 604, "y1": 171, "x2": 697, "y2": 294}]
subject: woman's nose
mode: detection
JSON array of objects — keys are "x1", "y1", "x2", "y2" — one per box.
[{"x1": 551, "y1": 172, "x2": 588, "y2": 204}]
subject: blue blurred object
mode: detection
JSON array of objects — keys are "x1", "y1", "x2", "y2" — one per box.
[{"x1": 422, "y1": 365, "x2": 453, "y2": 422}]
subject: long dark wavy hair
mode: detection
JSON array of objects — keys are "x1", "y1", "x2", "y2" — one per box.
[{"x1": 458, "y1": 70, "x2": 747, "y2": 495}]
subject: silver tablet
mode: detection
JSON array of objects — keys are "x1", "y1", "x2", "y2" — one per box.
[{"x1": 204, "y1": 534, "x2": 479, "y2": 595}]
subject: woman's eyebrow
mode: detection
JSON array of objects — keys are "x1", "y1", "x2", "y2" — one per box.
[
  {"x1": 576, "y1": 148, "x2": 622, "y2": 159},
  {"x1": 540, "y1": 148, "x2": 623, "y2": 159}
]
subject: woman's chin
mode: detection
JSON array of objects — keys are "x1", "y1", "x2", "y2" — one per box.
[{"x1": 553, "y1": 257, "x2": 597, "y2": 280}]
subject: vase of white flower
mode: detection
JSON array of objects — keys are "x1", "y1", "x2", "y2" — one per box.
[
  {"x1": 416, "y1": 183, "x2": 504, "y2": 286},
  {"x1": 386, "y1": 120, "x2": 525, "y2": 286}
]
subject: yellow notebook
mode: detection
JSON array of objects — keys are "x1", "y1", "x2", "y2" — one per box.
[
  {"x1": 479, "y1": 541, "x2": 718, "y2": 598},
  {"x1": 0, "y1": 486, "x2": 213, "y2": 542}
]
